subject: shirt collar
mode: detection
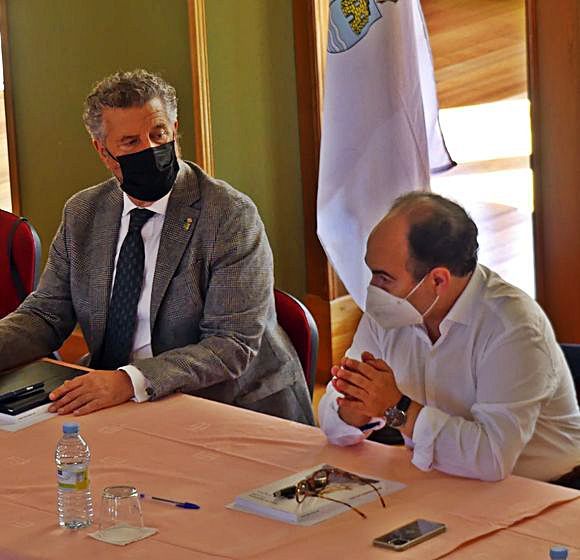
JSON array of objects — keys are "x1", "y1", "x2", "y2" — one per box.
[
  {"x1": 441, "y1": 264, "x2": 486, "y2": 327},
  {"x1": 121, "y1": 189, "x2": 172, "y2": 218}
]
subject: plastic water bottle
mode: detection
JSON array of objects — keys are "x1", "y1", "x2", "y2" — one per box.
[
  {"x1": 550, "y1": 546, "x2": 568, "y2": 559},
  {"x1": 55, "y1": 422, "x2": 94, "y2": 529}
]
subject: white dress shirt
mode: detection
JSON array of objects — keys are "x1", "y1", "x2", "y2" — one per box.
[
  {"x1": 319, "y1": 265, "x2": 580, "y2": 482},
  {"x1": 113, "y1": 191, "x2": 171, "y2": 402}
]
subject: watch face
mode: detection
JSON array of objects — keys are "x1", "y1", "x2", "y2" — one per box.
[{"x1": 385, "y1": 407, "x2": 406, "y2": 428}]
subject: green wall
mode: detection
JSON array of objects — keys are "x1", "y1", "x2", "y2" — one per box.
[
  {"x1": 6, "y1": 0, "x2": 195, "y2": 259},
  {"x1": 7, "y1": 0, "x2": 306, "y2": 297},
  {"x1": 205, "y1": 0, "x2": 306, "y2": 297}
]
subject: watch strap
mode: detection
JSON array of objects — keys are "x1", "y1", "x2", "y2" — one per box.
[
  {"x1": 383, "y1": 395, "x2": 412, "y2": 429},
  {"x1": 395, "y1": 395, "x2": 411, "y2": 413}
]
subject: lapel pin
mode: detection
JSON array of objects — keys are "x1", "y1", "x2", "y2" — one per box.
[{"x1": 184, "y1": 217, "x2": 193, "y2": 231}]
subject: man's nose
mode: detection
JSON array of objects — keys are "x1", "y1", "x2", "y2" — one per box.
[{"x1": 144, "y1": 137, "x2": 159, "y2": 149}]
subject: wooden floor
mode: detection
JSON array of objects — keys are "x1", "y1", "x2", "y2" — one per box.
[
  {"x1": 422, "y1": 0, "x2": 527, "y2": 108},
  {"x1": 423, "y1": 0, "x2": 534, "y2": 295}
]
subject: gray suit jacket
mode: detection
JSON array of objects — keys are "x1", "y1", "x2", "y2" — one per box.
[{"x1": 0, "y1": 161, "x2": 314, "y2": 424}]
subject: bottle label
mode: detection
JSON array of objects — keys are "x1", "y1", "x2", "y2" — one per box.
[{"x1": 57, "y1": 467, "x2": 89, "y2": 491}]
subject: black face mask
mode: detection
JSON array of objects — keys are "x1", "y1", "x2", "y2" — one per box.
[{"x1": 109, "y1": 141, "x2": 179, "y2": 202}]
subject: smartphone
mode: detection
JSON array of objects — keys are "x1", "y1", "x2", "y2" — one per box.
[
  {"x1": 372, "y1": 519, "x2": 446, "y2": 551},
  {"x1": 0, "y1": 390, "x2": 50, "y2": 415}
]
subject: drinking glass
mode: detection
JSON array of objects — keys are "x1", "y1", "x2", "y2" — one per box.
[{"x1": 98, "y1": 485, "x2": 144, "y2": 539}]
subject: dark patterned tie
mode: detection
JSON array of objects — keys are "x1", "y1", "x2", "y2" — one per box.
[{"x1": 95, "y1": 208, "x2": 155, "y2": 370}]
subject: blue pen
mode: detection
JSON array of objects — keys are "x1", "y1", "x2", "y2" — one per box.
[
  {"x1": 358, "y1": 421, "x2": 381, "y2": 431},
  {"x1": 139, "y1": 493, "x2": 200, "y2": 510}
]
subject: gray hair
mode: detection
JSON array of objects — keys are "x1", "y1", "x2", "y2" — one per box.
[{"x1": 82, "y1": 69, "x2": 178, "y2": 142}]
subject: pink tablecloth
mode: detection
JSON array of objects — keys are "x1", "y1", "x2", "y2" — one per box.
[
  {"x1": 0, "y1": 394, "x2": 578, "y2": 559},
  {"x1": 444, "y1": 498, "x2": 580, "y2": 559}
]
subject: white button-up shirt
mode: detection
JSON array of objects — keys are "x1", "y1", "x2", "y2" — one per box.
[
  {"x1": 113, "y1": 191, "x2": 171, "y2": 402},
  {"x1": 319, "y1": 265, "x2": 580, "y2": 482}
]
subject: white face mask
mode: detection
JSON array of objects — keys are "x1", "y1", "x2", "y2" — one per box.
[{"x1": 365, "y1": 275, "x2": 439, "y2": 330}]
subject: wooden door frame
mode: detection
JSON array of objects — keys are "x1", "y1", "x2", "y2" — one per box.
[
  {"x1": 0, "y1": 0, "x2": 21, "y2": 215},
  {"x1": 526, "y1": 0, "x2": 580, "y2": 342},
  {"x1": 292, "y1": 0, "x2": 362, "y2": 383},
  {"x1": 187, "y1": 0, "x2": 214, "y2": 176}
]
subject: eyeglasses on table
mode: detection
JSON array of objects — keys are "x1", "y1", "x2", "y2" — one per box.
[{"x1": 275, "y1": 466, "x2": 386, "y2": 519}]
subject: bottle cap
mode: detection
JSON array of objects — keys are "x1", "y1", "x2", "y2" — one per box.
[
  {"x1": 62, "y1": 422, "x2": 79, "y2": 434},
  {"x1": 550, "y1": 546, "x2": 568, "y2": 559}
]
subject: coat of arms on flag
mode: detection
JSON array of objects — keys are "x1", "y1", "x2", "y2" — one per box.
[
  {"x1": 318, "y1": 0, "x2": 454, "y2": 308},
  {"x1": 328, "y1": 0, "x2": 383, "y2": 53}
]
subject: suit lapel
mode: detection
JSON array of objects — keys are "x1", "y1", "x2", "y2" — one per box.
[
  {"x1": 150, "y1": 162, "x2": 201, "y2": 329},
  {"x1": 88, "y1": 181, "x2": 123, "y2": 353}
]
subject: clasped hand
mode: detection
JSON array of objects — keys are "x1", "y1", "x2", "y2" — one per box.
[
  {"x1": 48, "y1": 369, "x2": 134, "y2": 416},
  {"x1": 332, "y1": 351, "x2": 402, "y2": 423}
]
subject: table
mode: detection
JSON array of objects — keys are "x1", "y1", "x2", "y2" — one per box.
[{"x1": 0, "y1": 393, "x2": 578, "y2": 559}]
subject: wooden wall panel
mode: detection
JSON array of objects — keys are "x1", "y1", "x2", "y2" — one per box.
[
  {"x1": 0, "y1": 0, "x2": 20, "y2": 214},
  {"x1": 292, "y1": 0, "x2": 331, "y2": 302},
  {"x1": 527, "y1": 0, "x2": 580, "y2": 342}
]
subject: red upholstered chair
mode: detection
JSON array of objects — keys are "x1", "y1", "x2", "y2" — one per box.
[
  {"x1": 0, "y1": 209, "x2": 41, "y2": 319},
  {"x1": 274, "y1": 289, "x2": 318, "y2": 398}
]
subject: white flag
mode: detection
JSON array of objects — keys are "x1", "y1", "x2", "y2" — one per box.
[{"x1": 318, "y1": 0, "x2": 453, "y2": 308}]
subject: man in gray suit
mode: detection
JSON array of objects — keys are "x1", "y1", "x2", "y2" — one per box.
[{"x1": 0, "y1": 69, "x2": 314, "y2": 425}]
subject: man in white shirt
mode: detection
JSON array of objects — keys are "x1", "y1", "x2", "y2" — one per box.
[
  {"x1": 319, "y1": 192, "x2": 580, "y2": 483},
  {"x1": 0, "y1": 70, "x2": 314, "y2": 425}
]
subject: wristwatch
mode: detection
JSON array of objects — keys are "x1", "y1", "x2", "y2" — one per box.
[{"x1": 384, "y1": 395, "x2": 411, "y2": 429}]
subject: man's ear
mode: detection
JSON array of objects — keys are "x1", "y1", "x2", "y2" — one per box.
[
  {"x1": 93, "y1": 138, "x2": 107, "y2": 164},
  {"x1": 431, "y1": 267, "x2": 451, "y2": 290},
  {"x1": 93, "y1": 138, "x2": 119, "y2": 172},
  {"x1": 172, "y1": 120, "x2": 181, "y2": 157}
]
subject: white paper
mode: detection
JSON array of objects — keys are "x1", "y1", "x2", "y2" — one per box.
[
  {"x1": 88, "y1": 526, "x2": 158, "y2": 546},
  {"x1": 0, "y1": 404, "x2": 56, "y2": 431},
  {"x1": 228, "y1": 464, "x2": 406, "y2": 526}
]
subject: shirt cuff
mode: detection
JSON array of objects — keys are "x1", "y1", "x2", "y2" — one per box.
[
  {"x1": 118, "y1": 365, "x2": 151, "y2": 403},
  {"x1": 411, "y1": 406, "x2": 450, "y2": 471},
  {"x1": 318, "y1": 384, "x2": 385, "y2": 446}
]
